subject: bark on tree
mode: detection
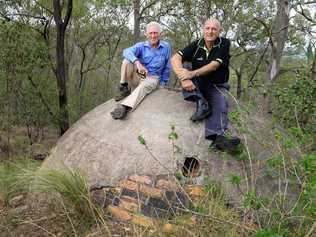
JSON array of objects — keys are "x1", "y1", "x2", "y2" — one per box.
[
  {"x1": 267, "y1": 0, "x2": 289, "y2": 82},
  {"x1": 236, "y1": 70, "x2": 243, "y2": 99},
  {"x1": 311, "y1": 47, "x2": 316, "y2": 81},
  {"x1": 52, "y1": 0, "x2": 72, "y2": 135},
  {"x1": 133, "y1": 0, "x2": 141, "y2": 43},
  {"x1": 264, "y1": 0, "x2": 289, "y2": 112}
]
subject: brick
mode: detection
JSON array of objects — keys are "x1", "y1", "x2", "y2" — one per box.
[
  {"x1": 131, "y1": 214, "x2": 154, "y2": 228},
  {"x1": 107, "y1": 205, "x2": 132, "y2": 222},
  {"x1": 119, "y1": 179, "x2": 163, "y2": 199},
  {"x1": 185, "y1": 185, "x2": 204, "y2": 200},
  {"x1": 129, "y1": 175, "x2": 153, "y2": 185},
  {"x1": 156, "y1": 179, "x2": 179, "y2": 191},
  {"x1": 119, "y1": 199, "x2": 139, "y2": 212},
  {"x1": 118, "y1": 180, "x2": 138, "y2": 191},
  {"x1": 139, "y1": 185, "x2": 163, "y2": 198}
]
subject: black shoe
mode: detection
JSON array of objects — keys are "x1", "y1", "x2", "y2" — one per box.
[
  {"x1": 110, "y1": 105, "x2": 129, "y2": 119},
  {"x1": 190, "y1": 98, "x2": 212, "y2": 122},
  {"x1": 211, "y1": 135, "x2": 241, "y2": 155},
  {"x1": 114, "y1": 83, "x2": 130, "y2": 101}
]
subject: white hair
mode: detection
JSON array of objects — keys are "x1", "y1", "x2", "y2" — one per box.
[
  {"x1": 204, "y1": 18, "x2": 221, "y2": 30},
  {"x1": 146, "y1": 21, "x2": 162, "y2": 33}
]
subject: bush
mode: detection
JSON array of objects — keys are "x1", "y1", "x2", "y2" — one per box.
[{"x1": 273, "y1": 72, "x2": 316, "y2": 134}]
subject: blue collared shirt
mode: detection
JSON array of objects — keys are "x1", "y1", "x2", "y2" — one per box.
[{"x1": 122, "y1": 40, "x2": 171, "y2": 86}]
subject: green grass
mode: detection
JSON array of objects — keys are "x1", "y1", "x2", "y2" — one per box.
[{"x1": 0, "y1": 157, "x2": 40, "y2": 203}]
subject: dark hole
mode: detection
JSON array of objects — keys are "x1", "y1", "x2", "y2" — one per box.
[{"x1": 182, "y1": 157, "x2": 200, "y2": 177}]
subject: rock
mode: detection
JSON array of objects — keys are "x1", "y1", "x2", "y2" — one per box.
[
  {"x1": 31, "y1": 143, "x2": 48, "y2": 161},
  {"x1": 33, "y1": 153, "x2": 47, "y2": 161},
  {"x1": 13, "y1": 205, "x2": 28, "y2": 215},
  {"x1": 0, "y1": 136, "x2": 10, "y2": 153},
  {"x1": 0, "y1": 193, "x2": 5, "y2": 211},
  {"x1": 9, "y1": 194, "x2": 24, "y2": 207}
]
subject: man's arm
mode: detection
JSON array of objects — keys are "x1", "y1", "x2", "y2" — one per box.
[
  {"x1": 177, "y1": 60, "x2": 221, "y2": 81},
  {"x1": 160, "y1": 43, "x2": 172, "y2": 88},
  {"x1": 123, "y1": 43, "x2": 148, "y2": 76},
  {"x1": 171, "y1": 53, "x2": 196, "y2": 91}
]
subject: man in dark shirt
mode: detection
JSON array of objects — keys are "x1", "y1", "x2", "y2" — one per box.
[{"x1": 171, "y1": 19, "x2": 240, "y2": 154}]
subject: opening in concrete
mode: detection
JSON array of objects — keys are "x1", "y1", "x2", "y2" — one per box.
[{"x1": 182, "y1": 157, "x2": 200, "y2": 177}]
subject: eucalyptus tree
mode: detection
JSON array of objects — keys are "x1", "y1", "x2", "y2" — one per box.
[
  {"x1": 69, "y1": 0, "x2": 132, "y2": 115},
  {"x1": 52, "y1": 0, "x2": 73, "y2": 135}
]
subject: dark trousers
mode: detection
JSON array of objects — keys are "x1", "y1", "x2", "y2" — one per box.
[{"x1": 183, "y1": 79, "x2": 230, "y2": 139}]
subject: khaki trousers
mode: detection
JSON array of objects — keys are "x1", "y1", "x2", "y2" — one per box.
[{"x1": 120, "y1": 59, "x2": 159, "y2": 110}]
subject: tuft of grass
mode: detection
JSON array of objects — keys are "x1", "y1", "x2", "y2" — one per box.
[
  {"x1": 0, "y1": 158, "x2": 40, "y2": 203},
  {"x1": 36, "y1": 167, "x2": 95, "y2": 218},
  {"x1": 35, "y1": 167, "x2": 112, "y2": 236}
]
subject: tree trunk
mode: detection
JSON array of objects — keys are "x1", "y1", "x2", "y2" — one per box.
[
  {"x1": 267, "y1": 0, "x2": 289, "y2": 82},
  {"x1": 311, "y1": 47, "x2": 316, "y2": 81},
  {"x1": 237, "y1": 71, "x2": 242, "y2": 99},
  {"x1": 53, "y1": 0, "x2": 73, "y2": 136},
  {"x1": 201, "y1": 0, "x2": 211, "y2": 24},
  {"x1": 133, "y1": 0, "x2": 141, "y2": 43},
  {"x1": 264, "y1": 0, "x2": 289, "y2": 112}
]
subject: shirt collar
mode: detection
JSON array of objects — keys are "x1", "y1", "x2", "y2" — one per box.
[
  {"x1": 197, "y1": 37, "x2": 221, "y2": 49},
  {"x1": 145, "y1": 40, "x2": 162, "y2": 48}
]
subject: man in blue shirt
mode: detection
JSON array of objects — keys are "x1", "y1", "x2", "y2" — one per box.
[{"x1": 111, "y1": 22, "x2": 171, "y2": 119}]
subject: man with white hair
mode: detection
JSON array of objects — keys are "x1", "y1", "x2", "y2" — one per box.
[
  {"x1": 111, "y1": 22, "x2": 171, "y2": 119},
  {"x1": 171, "y1": 19, "x2": 241, "y2": 154}
]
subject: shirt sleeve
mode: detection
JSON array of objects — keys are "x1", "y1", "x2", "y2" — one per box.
[
  {"x1": 214, "y1": 38, "x2": 230, "y2": 68},
  {"x1": 122, "y1": 42, "x2": 142, "y2": 63},
  {"x1": 160, "y1": 43, "x2": 172, "y2": 86},
  {"x1": 177, "y1": 41, "x2": 197, "y2": 62}
]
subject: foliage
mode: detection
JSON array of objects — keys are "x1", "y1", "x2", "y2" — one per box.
[
  {"x1": 296, "y1": 153, "x2": 316, "y2": 218},
  {"x1": 138, "y1": 134, "x2": 146, "y2": 145},
  {"x1": 0, "y1": 20, "x2": 58, "y2": 135},
  {"x1": 273, "y1": 72, "x2": 316, "y2": 135}
]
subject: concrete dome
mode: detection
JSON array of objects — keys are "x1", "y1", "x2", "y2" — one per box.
[{"x1": 41, "y1": 89, "x2": 244, "y2": 203}]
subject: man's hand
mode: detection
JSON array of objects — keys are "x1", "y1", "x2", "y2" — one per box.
[
  {"x1": 178, "y1": 68, "x2": 195, "y2": 81},
  {"x1": 181, "y1": 79, "x2": 196, "y2": 91},
  {"x1": 135, "y1": 60, "x2": 148, "y2": 77}
]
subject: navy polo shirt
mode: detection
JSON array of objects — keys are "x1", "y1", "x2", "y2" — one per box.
[{"x1": 178, "y1": 37, "x2": 230, "y2": 84}]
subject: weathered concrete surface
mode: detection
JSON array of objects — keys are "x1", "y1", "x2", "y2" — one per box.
[
  {"x1": 39, "y1": 88, "x2": 303, "y2": 210},
  {"x1": 41, "y1": 89, "x2": 245, "y2": 203}
]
